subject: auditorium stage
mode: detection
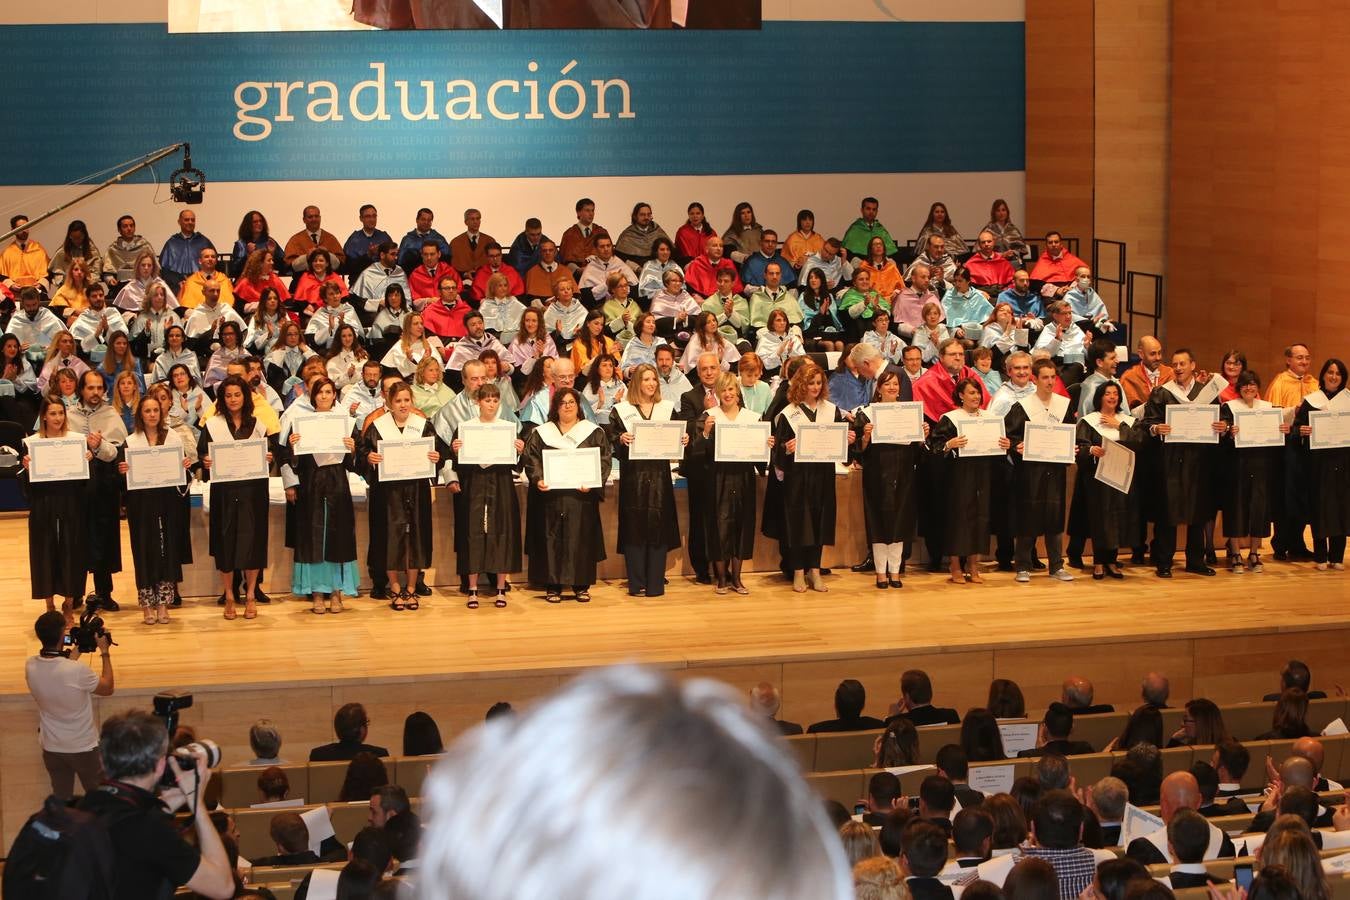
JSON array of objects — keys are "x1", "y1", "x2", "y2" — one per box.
[{"x1": 2, "y1": 510, "x2": 1350, "y2": 850}]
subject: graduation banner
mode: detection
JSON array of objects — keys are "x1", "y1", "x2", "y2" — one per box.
[{"x1": 0, "y1": 21, "x2": 1024, "y2": 184}]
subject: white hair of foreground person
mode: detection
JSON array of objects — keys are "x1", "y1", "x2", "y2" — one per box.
[{"x1": 416, "y1": 666, "x2": 853, "y2": 900}]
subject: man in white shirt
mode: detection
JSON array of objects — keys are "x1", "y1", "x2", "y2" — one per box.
[
  {"x1": 350, "y1": 242, "x2": 409, "y2": 314},
  {"x1": 577, "y1": 235, "x2": 637, "y2": 305},
  {"x1": 25, "y1": 611, "x2": 114, "y2": 799},
  {"x1": 183, "y1": 282, "x2": 246, "y2": 346},
  {"x1": 654, "y1": 344, "x2": 691, "y2": 403},
  {"x1": 342, "y1": 360, "x2": 387, "y2": 422},
  {"x1": 5, "y1": 286, "x2": 64, "y2": 359},
  {"x1": 1033, "y1": 300, "x2": 1089, "y2": 385},
  {"x1": 70, "y1": 283, "x2": 129, "y2": 354},
  {"x1": 444, "y1": 311, "x2": 511, "y2": 375}
]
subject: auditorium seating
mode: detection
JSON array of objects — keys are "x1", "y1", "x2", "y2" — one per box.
[
  {"x1": 217, "y1": 755, "x2": 445, "y2": 808},
  {"x1": 230, "y1": 797, "x2": 424, "y2": 859}
]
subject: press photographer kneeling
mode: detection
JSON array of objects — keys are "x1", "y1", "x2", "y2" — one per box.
[{"x1": 77, "y1": 710, "x2": 235, "y2": 900}]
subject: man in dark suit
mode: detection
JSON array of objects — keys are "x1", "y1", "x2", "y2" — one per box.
[
  {"x1": 939, "y1": 807, "x2": 992, "y2": 880},
  {"x1": 1087, "y1": 775, "x2": 1128, "y2": 847},
  {"x1": 1262, "y1": 659, "x2": 1328, "y2": 701},
  {"x1": 862, "y1": 771, "x2": 906, "y2": 826},
  {"x1": 1166, "y1": 809, "x2": 1228, "y2": 889},
  {"x1": 251, "y1": 813, "x2": 322, "y2": 868},
  {"x1": 917, "y1": 775, "x2": 956, "y2": 836},
  {"x1": 677, "y1": 352, "x2": 723, "y2": 584},
  {"x1": 936, "y1": 744, "x2": 985, "y2": 809},
  {"x1": 308, "y1": 703, "x2": 390, "y2": 762},
  {"x1": 749, "y1": 682, "x2": 802, "y2": 735},
  {"x1": 1062, "y1": 675, "x2": 1115, "y2": 715},
  {"x1": 886, "y1": 669, "x2": 961, "y2": 727},
  {"x1": 1247, "y1": 759, "x2": 1335, "y2": 833},
  {"x1": 1192, "y1": 761, "x2": 1249, "y2": 818},
  {"x1": 1019, "y1": 703, "x2": 1096, "y2": 758},
  {"x1": 1291, "y1": 737, "x2": 1346, "y2": 792},
  {"x1": 807, "y1": 679, "x2": 887, "y2": 733},
  {"x1": 901, "y1": 821, "x2": 956, "y2": 900},
  {"x1": 1125, "y1": 772, "x2": 1236, "y2": 865}
]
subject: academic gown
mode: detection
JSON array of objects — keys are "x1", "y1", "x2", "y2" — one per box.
[
  {"x1": 608, "y1": 402, "x2": 681, "y2": 553},
  {"x1": 122, "y1": 431, "x2": 192, "y2": 588},
  {"x1": 20, "y1": 436, "x2": 88, "y2": 600},
  {"x1": 522, "y1": 421, "x2": 612, "y2": 586},
  {"x1": 199, "y1": 416, "x2": 274, "y2": 572},
  {"x1": 1143, "y1": 381, "x2": 1220, "y2": 525},
  {"x1": 690, "y1": 405, "x2": 763, "y2": 560},
  {"x1": 361, "y1": 414, "x2": 440, "y2": 569},
  {"x1": 852, "y1": 406, "x2": 920, "y2": 544},
  {"x1": 1004, "y1": 394, "x2": 1071, "y2": 537},
  {"x1": 928, "y1": 410, "x2": 997, "y2": 556},
  {"x1": 1295, "y1": 392, "x2": 1350, "y2": 537},
  {"x1": 1074, "y1": 414, "x2": 1141, "y2": 551},
  {"x1": 1218, "y1": 400, "x2": 1277, "y2": 538},
  {"x1": 286, "y1": 444, "x2": 357, "y2": 565},
  {"x1": 769, "y1": 402, "x2": 845, "y2": 549},
  {"x1": 450, "y1": 418, "x2": 523, "y2": 575}
]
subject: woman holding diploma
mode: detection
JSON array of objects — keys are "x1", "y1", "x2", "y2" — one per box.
[
  {"x1": 119, "y1": 395, "x2": 194, "y2": 624},
  {"x1": 770, "y1": 361, "x2": 854, "y2": 593},
  {"x1": 1219, "y1": 370, "x2": 1281, "y2": 573},
  {"x1": 199, "y1": 374, "x2": 275, "y2": 620},
  {"x1": 449, "y1": 382, "x2": 524, "y2": 608},
  {"x1": 1294, "y1": 358, "x2": 1350, "y2": 570},
  {"x1": 21, "y1": 398, "x2": 90, "y2": 623},
  {"x1": 284, "y1": 376, "x2": 358, "y2": 613},
  {"x1": 853, "y1": 370, "x2": 926, "y2": 589},
  {"x1": 362, "y1": 380, "x2": 442, "y2": 609},
  {"x1": 608, "y1": 364, "x2": 683, "y2": 597},
  {"x1": 522, "y1": 387, "x2": 612, "y2": 604},
  {"x1": 928, "y1": 378, "x2": 1011, "y2": 584},
  {"x1": 1075, "y1": 382, "x2": 1141, "y2": 579}
]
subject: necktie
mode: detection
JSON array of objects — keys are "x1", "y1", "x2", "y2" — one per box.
[
  {"x1": 583, "y1": 227, "x2": 590, "y2": 239},
  {"x1": 310, "y1": 233, "x2": 319, "y2": 245},
  {"x1": 469, "y1": 235, "x2": 478, "y2": 251}
]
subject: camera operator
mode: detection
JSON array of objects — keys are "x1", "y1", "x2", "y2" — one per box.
[
  {"x1": 24, "y1": 611, "x2": 113, "y2": 799},
  {"x1": 78, "y1": 710, "x2": 235, "y2": 900}
]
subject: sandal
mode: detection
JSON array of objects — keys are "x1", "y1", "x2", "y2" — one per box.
[
  {"x1": 157, "y1": 607, "x2": 170, "y2": 624},
  {"x1": 224, "y1": 600, "x2": 238, "y2": 620},
  {"x1": 405, "y1": 591, "x2": 420, "y2": 610},
  {"x1": 244, "y1": 599, "x2": 258, "y2": 619},
  {"x1": 312, "y1": 597, "x2": 327, "y2": 614},
  {"x1": 545, "y1": 592, "x2": 562, "y2": 604},
  {"x1": 142, "y1": 608, "x2": 157, "y2": 625},
  {"x1": 466, "y1": 592, "x2": 480, "y2": 609},
  {"x1": 967, "y1": 572, "x2": 984, "y2": 584},
  {"x1": 575, "y1": 589, "x2": 591, "y2": 603},
  {"x1": 494, "y1": 593, "x2": 507, "y2": 608},
  {"x1": 390, "y1": 592, "x2": 406, "y2": 611},
  {"x1": 330, "y1": 593, "x2": 344, "y2": 614}
]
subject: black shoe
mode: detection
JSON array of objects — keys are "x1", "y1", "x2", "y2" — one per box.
[
  {"x1": 1274, "y1": 550, "x2": 1291, "y2": 562},
  {"x1": 416, "y1": 579, "x2": 432, "y2": 597},
  {"x1": 84, "y1": 593, "x2": 103, "y2": 609},
  {"x1": 171, "y1": 593, "x2": 182, "y2": 608},
  {"x1": 852, "y1": 556, "x2": 875, "y2": 573},
  {"x1": 1156, "y1": 568, "x2": 1173, "y2": 578},
  {"x1": 889, "y1": 577, "x2": 903, "y2": 589},
  {"x1": 370, "y1": 586, "x2": 389, "y2": 601},
  {"x1": 996, "y1": 562, "x2": 1015, "y2": 572},
  {"x1": 820, "y1": 568, "x2": 832, "y2": 575},
  {"x1": 1185, "y1": 565, "x2": 1217, "y2": 576},
  {"x1": 1031, "y1": 559, "x2": 1047, "y2": 571},
  {"x1": 1093, "y1": 572, "x2": 1105, "y2": 580},
  {"x1": 217, "y1": 593, "x2": 226, "y2": 606},
  {"x1": 1205, "y1": 550, "x2": 1219, "y2": 566},
  {"x1": 695, "y1": 574, "x2": 713, "y2": 585},
  {"x1": 254, "y1": 588, "x2": 271, "y2": 604},
  {"x1": 100, "y1": 598, "x2": 120, "y2": 612},
  {"x1": 1107, "y1": 568, "x2": 1125, "y2": 580},
  {"x1": 1069, "y1": 556, "x2": 1085, "y2": 570},
  {"x1": 1291, "y1": 548, "x2": 1316, "y2": 561},
  {"x1": 1131, "y1": 552, "x2": 1148, "y2": 565}
]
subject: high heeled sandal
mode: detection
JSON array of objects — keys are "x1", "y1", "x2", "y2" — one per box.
[
  {"x1": 405, "y1": 591, "x2": 420, "y2": 610},
  {"x1": 389, "y1": 592, "x2": 406, "y2": 611},
  {"x1": 466, "y1": 591, "x2": 479, "y2": 609},
  {"x1": 494, "y1": 592, "x2": 507, "y2": 607}
]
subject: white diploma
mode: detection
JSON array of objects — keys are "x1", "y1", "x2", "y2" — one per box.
[
  {"x1": 457, "y1": 420, "x2": 517, "y2": 466},
  {"x1": 293, "y1": 413, "x2": 350, "y2": 455},
  {"x1": 1233, "y1": 408, "x2": 1284, "y2": 449},
  {"x1": 869, "y1": 402, "x2": 925, "y2": 445},
  {"x1": 28, "y1": 436, "x2": 89, "y2": 483},
  {"x1": 714, "y1": 420, "x2": 771, "y2": 463},
  {"x1": 795, "y1": 422, "x2": 849, "y2": 463},
  {"x1": 956, "y1": 417, "x2": 1006, "y2": 457},
  {"x1": 542, "y1": 447, "x2": 603, "y2": 489},
  {"x1": 967, "y1": 763, "x2": 1017, "y2": 796},
  {"x1": 208, "y1": 438, "x2": 269, "y2": 483},
  {"x1": 629, "y1": 420, "x2": 685, "y2": 461},
  {"x1": 1094, "y1": 438, "x2": 1135, "y2": 494},
  {"x1": 1164, "y1": 404, "x2": 1220, "y2": 443},
  {"x1": 1022, "y1": 422, "x2": 1076, "y2": 464},
  {"x1": 125, "y1": 444, "x2": 185, "y2": 491},
  {"x1": 1309, "y1": 410, "x2": 1350, "y2": 450},
  {"x1": 997, "y1": 723, "x2": 1040, "y2": 758},
  {"x1": 378, "y1": 437, "x2": 436, "y2": 481}
]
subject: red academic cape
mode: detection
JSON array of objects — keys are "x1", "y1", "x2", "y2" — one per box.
[
  {"x1": 469, "y1": 263, "x2": 525, "y2": 301},
  {"x1": 1029, "y1": 250, "x2": 1087, "y2": 285},
  {"x1": 408, "y1": 262, "x2": 461, "y2": 300},
  {"x1": 421, "y1": 300, "x2": 471, "y2": 340},
  {"x1": 914, "y1": 363, "x2": 991, "y2": 422},
  {"x1": 683, "y1": 254, "x2": 742, "y2": 297},
  {"x1": 964, "y1": 252, "x2": 1016, "y2": 289}
]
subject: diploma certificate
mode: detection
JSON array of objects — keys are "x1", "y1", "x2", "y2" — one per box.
[
  {"x1": 457, "y1": 420, "x2": 517, "y2": 466},
  {"x1": 795, "y1": 422, "x2": 849, "y2": 463},
  {"x1": 28, "y1": 436, "x2": 89, "y2": 483},
  {"x1": 125, "y1": 444, "x2": 185, "y2": 491},
  {"x1": 956, "y1": 418, "x2": 1006, "y2": 457},
  {"x1": 209, "y1": 438, "x2": 269, "y2": 484},
  {"x1": 714, "y1": 420, "x2": 771, "y2": 463},
  {"x1": 1233, "y1": 408, "x2": 1284, "y2": 449},
  {"x1": 378, "y1": 437, "x2": 437, "y2": 482},
  {"x1": 869, "y1": 402, "x2": 925, "y2": 445},
  {"x1": 1094, "y1": 438, "x2": 1136, "y2": 495},
  {"x1": 293, "y1": 413, "x2": 351, "y2": 455},
  {"x1": 1164, "y1": 404, "x2": 1220, "y2": 443},
  {"x1": 629, "y1": 420, "x2": 685, "y2": 461},
  {"x1": 1022, "y1": 422, "x2": 1076, "y2": 465},
  {"x1": 542, "y1": 447, "x2": 603, "y2": 490},
  {"x1": 1310, "y1": 410, "x2": 1350, "y2": 450}
]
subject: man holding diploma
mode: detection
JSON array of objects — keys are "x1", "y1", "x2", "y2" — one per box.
[
  {"x1": 1004, "y1": 358, "x2": 1075, "y2": 583},
  {"x1": 1143, "y1": 348, "x2": 1228, "y2": 577}
]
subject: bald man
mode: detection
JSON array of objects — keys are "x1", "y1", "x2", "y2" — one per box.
[
  {"x1": 1125, "y1": 772, "x2": 1236, "y2": 865},
  {"x1": 750, "y1": 682, "x2": 802, "y2": 735},
  {"x1": 1291, "y1": 736, "x2": 1346, "y2": 792},
  {"x1": 1120, "y1": 335, "x2": 1173, "y2": 410},
  {"x1": 1247, "y1": 756, "x2": 1334, "y2": 832},
  {"x1": 1061, "y1": 676, "x2": 1115, "y2": 715}
]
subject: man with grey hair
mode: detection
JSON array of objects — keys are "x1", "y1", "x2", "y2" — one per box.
[
  {"x1": 1061, "y1": 676, "x2": 1114, "y2": 715},
  {"x1": 677, "y1": 353, "x2": 724, "y2": 584},
  {"x1": 750, "y1": 682, "x2": 803, "y2": 735},
  {"x1": 848, "y1": 341, "x2": 915, "y2": 401},
  {"x1": 248, "y1": 719, "x2": 284, "y2": 766},
  {"x1": 1087, "y1": 776, "x2": 1129, "y2": 847},
  {"x1": 417, "y1": 666, "x2": 854, "y2": 900},
  {"x1": 1141, "y1": 672, "x2": 1170, "y2": 709}
]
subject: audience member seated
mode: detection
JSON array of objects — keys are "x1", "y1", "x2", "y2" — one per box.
[
  {"x1": 741, "y1": 229, "x2": 797, "y2": 292},
  {"x1": 294, "y1": 826, "x2": 393, "y2": 900},
  {"x1": 908, "y1": 234, "x2": 958, "y2": 283},
  {"x1": 918, "y1": 775, "x2": 957, "y2": 835},
  {"x1": 158, "y1": 210, "x2": 213, "y2": 292},
  {"x1": 292, "y1": 249, "x2": 346, "y2": 310},
  {"x1": 1125, "y1": 771, "x2": 1236, "y2": 865},
  {"x1": 1145, "y1": 672, "x2": 1173, "y2": 708},
  {"x1": 684, "y1": 236, "x2": 743, "y2": 298},
  {"x1": 448, "y1": 208, "x2": 495, "y2": 276},
  {"x1": 1019, "y1": 703, "x2": 1094, "y2": 758},
  {"x1": 397, "y1": 208, "x2": 451, "y2": 273},
  {"x1": 578, "y1": 235, "x2": 638, "y2": 304},
  {"x1": 1061, "y1": 676, "x2": 1114, "y2": 715},
  {"x1": 874, "y1": 717, "x2": 921, "y2": 767},
  {"x1": 900, "y1": 820, "x2": 955, "y2": 900},
  {"x1": 341, "y1": 204, "x2": 393, "y2": 279},
  {"x1": 1028, "y1": 232, "x2": 1087, "y2": 296},
  {"x1": 468, "y1": 242, "x2": 524, "y2": 301},
  {"x1": 233, "y1": 250, "x2": 291, "y2": 311},
  {"x1": 800, "y1": 238, "x2": 854, "y2": 293},
  {"x1": 613, "y1": 201, "x2": 670, "y2": 269},
  {"x1": 338, "y1": 751, "x2": 390, "y2": 803},
  {"x1": 114, "y1": 249, "x2": 179, "y2": 315},
  {"x1": 892, "y1": 267, "x2": 941, "y2": 342},
  {"x1": 247, "y1": 718, "x2": 284, "y2": 766},
  {"x1": 401, "y1": 711, "x2": 444, "y2": 756},
  {"x1": 674, "y1": 202, "x2": 715, "y2": 265},
  {"x1": 505, "y1": 217, "x2": 549, "y2": 276},
  {"x1": 558, "y1": 198, "x2": 609, "y2": 272},
  {"x1": 522, "y1": 239, "x2": 568, "y2": 302},
  {"x1": 1007, "y1": 790, "x2": 1114, "y2": 898},
  {"x1": 252, "y1": 766, "x2": 298, "y2": 808},
  {"x1": 916, "y1": 202, "x2": 967, "y2": 258},
  {"x1": 1256, "y1": 688, "x2": 1312, "y2": 740},
  {"x1": 1263, "y1": 659, "x2": 1329, "y2": 701},
  {"x1": 721, "y1": 202, "x2": 763, "y2": 265},
  {"x1": 783, "y1": 209, "x2": 823, "y2": 273},
  {"x1": 252, "y1": 812, "x2": 320, "y2": 867},
  {"x1": 1256, "y1": 821, "x2": 1334, "y2": 900},
  {"x1": 1167, "y1": 698, "x2": 1228, "y2": 748},
  {"x1": 1032, "y1": 301, "x2": 1088, "y2": 385},
  {"x1": 886, "y1": 669, "x2": 961, "y2": 727},
  {"x1": 1107, "y1": 707, "x2": 1164, "y2": 752},
  {"x1": 177, "y1": 247, "x2": 234, "y2": 311},
  {"x1": 1161, "y1": 808, "x2": 1226, "y2": 889},
  {"x1": 351, "y1": 242, "x2": 408, "y2": 313},
  {"x1": 407, "y1": 241, "x2": 460, "y2": 307},
  {"x1": 750, "y1": 681, "x2": 802, "y2": 735},
  {"x1": 941, "y1": 807, "x2": 994, "y2": 880},
  {"x1": 966, "y1": 230, "x2": 1017, "y2": 294},
  {"x1": 998, "y1": 270, "x2": 1044, "y2": 329},
  {"x1": 281, "y1": 206, "x2": 345, "y2": 275},
  {"x1": 6, "y1": 287, "x2": 63, "y2": 357},
  {"x1": 842, "y1": 196, "x2": 898, "y2": 260},
  {"x1": 309, "y1": 702, "x2": 389, "y2": 761},
  {"x1": 836, "y1": 269, "x2": 889, "y2": 342},
  {"x1": 1085, "y1": 777, "x2": 1127, "y2": 847},
  {"x1": 48, "y1": 219, "x2": 102, "y2": 290},
  {"x1": 747, "y1": 263, "x2": 801, "y2": 332},
  {"x1": 1062, "y1": 267, "x2": 1115, "y2": 334},
  {"x1": 863, "y1": 771, "x2": 905, "y2": 826},
  {"x1": 936, "y1": 744, "x2": 986, "y2": 809},
  {"x1": 1291, "y1": 736, "x2": 1346, "y2": 792},
  {"x1": 104, "y1": 214, "x2": 153, "y2": 290},
  {"x1": 858, "y1": 236, "x2": 906, "y2": 301},
  {"x1": 840, "y1": 819, "x2": 881, "y2": 869},
  {"x1": 384, "y1": 808, "x2": 422, "y2": 878},
  {"x1": 543, "y1": 279, "x2": 587, "y2": 349},
  {"x1": 1190, "y1": 761, "x2": 1247, "y2": 818},
  {"x1": 806, "y1": 678, "x2": 887, "y2": 733},
  {"x1": 1248, "y1": 757, "x2": 1333, "y2": 834}
]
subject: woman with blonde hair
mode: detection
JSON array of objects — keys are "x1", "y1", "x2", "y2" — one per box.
[
  {"x1": 853, "y1": 857, "x2": 909, "y2": 900},
  {"x1": 1258, "y1": 817, "x2": 1331, "y2": 900},
  {"x1": 113, "y1": 249, "x2": 177, "y2": 313},
  {"x1": 110, "y1": 370, "x2": 142, "y2": 432},
  {"x1": 412, "y1": 354, "x2": 454, "y2": 418},
  {"x1": 380, "y1": 311, "x2": 445, "y2": 378},
  {"x1": 840, "y1": 820, "x2": 880, "y2": 869},
  {"x1": 37, "y1": 331, "x2": 89, "y2": 393}
]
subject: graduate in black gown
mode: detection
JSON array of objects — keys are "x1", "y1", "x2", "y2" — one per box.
[
  {"x1": 199, "y1": 374, "x2": 276, "y2": 620},
  {"x1": 284, "y1": 376, "x2": 359, "y2": 614},
  {"x1": 522, "y1": 387, "x2": 612, "y2": 603},
  {"x1": 119, "y1": 395, "x2": 194, "y2": 624},
  {"x1": 1219, "y1": 370, "x2": 1282, "y2": 573},
  {"x1": 1075, "y1": 381, "x2": 1141, "y2": 579},
  {"x1": 448, "y1": 382, "x2": 524, "y2": 608},
  {"x1": 1003, "y1": 358, "x2": 1076, "y2": 582},
  {"x1": 852, "y1": 369, "x2": 926, "y2": 589},
  {"x1": 361, "y1": 380, "x2": 443, "y2": 609},
  {"x1": 608, "y1": 363, "x2": 683, "y2": 597},
  {"x1": 769, "y1": 361, "x2": 855, "y2": 593},
  {"x1": 21, "y1": 398, "x2": 90, "y2": 623},
  {"x1": 1293, "y1": 358, "x2": 1350, "y2": 569},
  {"x1": 927, "y1": 377, "x2": 1011, "y2": 584},
  {"x1": 691, "y1": 370, "x2": 772, "y2": 594}
]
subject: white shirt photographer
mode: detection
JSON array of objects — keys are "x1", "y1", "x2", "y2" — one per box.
[{"x1": 24, "y1": 624, "x2": 113, "y2": 799}]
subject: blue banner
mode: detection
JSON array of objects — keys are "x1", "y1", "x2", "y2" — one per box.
[{"x1": 3, "y1": 21, "x2": 1023, "y2": 184}]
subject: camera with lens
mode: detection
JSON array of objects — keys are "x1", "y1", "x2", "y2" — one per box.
[
  {"x1": 152, "y1": 692, "x2": 222, "y2": 788},
  {"x1": 65, "y1": 601, "x2": 113, "y2": 655}
]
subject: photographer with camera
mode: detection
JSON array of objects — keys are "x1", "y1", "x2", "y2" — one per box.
[
  {"x1": 78, "y1": 710, "x2": 235, "y2": 900},
  {"x1": 24, "y1": 611, "x2": 113, "y2": 799}
]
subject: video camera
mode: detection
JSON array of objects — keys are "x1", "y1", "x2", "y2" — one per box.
[
  {"x1": 64, "y1": 600, "x2": 114, "y2": 655},
  {"x1": 152, "y1": 692, "x2": 222, "y2": 788}
]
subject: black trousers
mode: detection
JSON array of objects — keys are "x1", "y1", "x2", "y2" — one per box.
[
  {"x1": 785, "y1": 545, "x2": 823, "y2": 571},
  {"x1": 685, "y1": 476, "x2": 710, "y2": 579},
  {"x1": 1312, "y1": 534, "x2": 1347, "y2": 565},
  {"x1": 1152, "y1": 522, "x2": 1206, "y2": 570},
  {"x1": 624, "y1": 544, "x2": 667, "y2": 596},
  {"x1": 1017, "y1": 533, "x2": 1062, "y2": 573}
]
